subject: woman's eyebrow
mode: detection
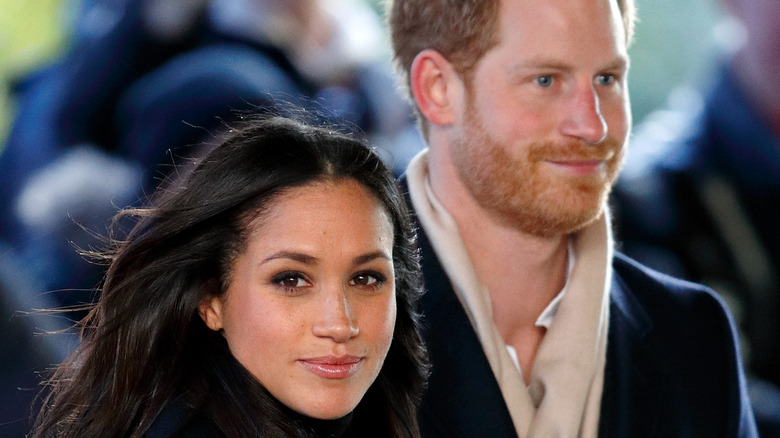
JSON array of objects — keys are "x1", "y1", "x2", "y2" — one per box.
[
  {"x1": 353, "y1": 251, "x2": 392, "y2": 266},
  {"x1": 260, "y1": 250, "x2": 391, "y2": 267},
  {"x1": 261, "y1": 251, "x2": 318, "y2": 266}
]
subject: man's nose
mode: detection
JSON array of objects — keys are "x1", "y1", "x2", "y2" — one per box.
[
  {"x1": 311, "y1": 286, "x2": 359, "y2": 342},
  {"x1": 559, "y1": 86, "x2": 608, "y2": 144}
]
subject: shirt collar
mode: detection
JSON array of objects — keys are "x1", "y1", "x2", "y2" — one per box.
[{"x1": 534, "y1": 240, "x2": 575, "y2": 329}]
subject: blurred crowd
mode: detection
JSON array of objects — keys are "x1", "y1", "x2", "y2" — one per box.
[
  {"x1": 613, "y1": 0, "x2": 780, "y2": 433},
  {"x1": 1, "y1": 0, "x2": 779, "y2": 436}
]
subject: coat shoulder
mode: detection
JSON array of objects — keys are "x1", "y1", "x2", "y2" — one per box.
[
  {"x1": 604, "y1": 252, "x2": 757, "y2": 438},
  {"x1": 612, "y1": 251, "x2": 731, "y2": 319},
  {"x1": 145, "y1": 402, "x2": 223, "y2": 438}
]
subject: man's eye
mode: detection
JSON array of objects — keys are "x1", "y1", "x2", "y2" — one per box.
[
  {"x1": 534, "y1": 75, "x2": 554, "y2": 88},
  {"x1": 597, "y1": 74, "x2": 615, "y2": 86}
]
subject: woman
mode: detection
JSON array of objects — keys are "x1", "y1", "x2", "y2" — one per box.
[{"x1": 31, "y1": 116, "x2": 428, "y2": 437}]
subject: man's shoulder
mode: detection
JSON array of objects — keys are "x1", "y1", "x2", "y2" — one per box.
[
  {"x1": 610, "y1": 251, "x2": 732, "y2": 324},
  {"x1": 612, "y1": 251, "x2": 713, "y2": 294},
  {"x1": 608, "y1": 251, "x2": 742, "y2": 369},
  {"x1": 605, "y1": 252, "x2": 757, "y2": 437}
]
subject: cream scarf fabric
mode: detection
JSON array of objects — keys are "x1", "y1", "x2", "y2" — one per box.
[{"x1": 406, "y1": 150, "x2": 612, "y2": 438}]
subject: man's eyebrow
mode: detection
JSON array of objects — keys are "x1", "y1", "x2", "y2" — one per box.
[
  {"x1": 600, "y1": 56, "x2": 629, "y2": 72},
  {"x1": 507, "y1": 55, "x2": 629, "y2": 74},
  {"x1": 261, "y1": 251, "x2": 318, "y2": 266},
  {"x1": 507, "y1": 58, "x2": 571, "y2": 73}
]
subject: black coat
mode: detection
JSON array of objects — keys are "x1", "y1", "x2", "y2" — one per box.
[
  {"x1": 145, "y1": 404, "x2": 222, "y2": 438},
  {"x1": 410, "y1": 211, "x2": 757, "y2": 437},
  {"x1": 144, "y1": 401, "x2": 355, "y2": 438}
]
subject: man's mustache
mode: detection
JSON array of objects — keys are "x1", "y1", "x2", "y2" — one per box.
[{"x1": 527, "y1": 137, "x2": 623, "y2": 162}]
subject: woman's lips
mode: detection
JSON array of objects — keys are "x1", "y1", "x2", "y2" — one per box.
[{"x1": 299, "y1": 355, "x2": 363, "y2": 379}]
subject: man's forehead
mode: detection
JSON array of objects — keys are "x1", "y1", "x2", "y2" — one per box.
[
  {"x1": 495, "y1": 0, "x2": 628, "y2": 44},
  {"x1": 490, "y1": 0, "x2": 628, "y2": 58}
]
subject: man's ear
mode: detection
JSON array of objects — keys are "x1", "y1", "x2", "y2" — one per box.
[
  {"x1": 410, "y1": 49, "x2": 462, "y2": 127},
  {"x1": 198, "y1": 296, "x2": 224, "y2": 332}
]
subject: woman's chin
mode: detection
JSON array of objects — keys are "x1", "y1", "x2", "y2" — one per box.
[{"x1": 293, "y1": 402, "x2": 356, "y2": 421}]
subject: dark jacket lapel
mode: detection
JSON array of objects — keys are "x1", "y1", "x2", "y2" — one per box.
[
  {"x1": 599, "y1": 255, "x2": 664, "y2": 437},
  {"x1": 415, "y1": 225, "x2": 519, "y2": 438}
]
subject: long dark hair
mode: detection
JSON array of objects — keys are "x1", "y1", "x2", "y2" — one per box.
[{"x1": 31, "y1": 115, "x2": 428, "y2": 437}]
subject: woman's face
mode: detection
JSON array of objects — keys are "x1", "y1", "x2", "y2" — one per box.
[{"x1": 199, "y1": 179, "x2": 397, "y2": 419}]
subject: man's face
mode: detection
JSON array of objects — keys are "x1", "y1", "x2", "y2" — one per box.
[{"x1": 449, "y1": 0, "x2": 631, "y2": 237}]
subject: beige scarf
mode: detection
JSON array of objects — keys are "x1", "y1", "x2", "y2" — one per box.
[{"x1": 407, "y1": 150, "x2": 612, "y2": 438}]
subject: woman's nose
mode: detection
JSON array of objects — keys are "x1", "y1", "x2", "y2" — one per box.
[{"x1": 312, "y1": 287, "x2": 359, "y2": 342}]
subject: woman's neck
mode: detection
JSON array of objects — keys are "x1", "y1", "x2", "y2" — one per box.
[{"x1": 288, "y1": 408, "x2": 354, "y2": 438}]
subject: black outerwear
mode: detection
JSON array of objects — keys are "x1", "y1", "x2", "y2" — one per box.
[
  {"x1": 404, "y1": 186, "x2": 758, "y2": 437},
  {"x1": 144, "y1": 402, "x2": 354, "y2": 438},
  {"x1": 612, "y1": 65, "x2": 780, "y2": 389},
  {"x1": 145, "y1": 403, "x2": 222, "y2": 438}
]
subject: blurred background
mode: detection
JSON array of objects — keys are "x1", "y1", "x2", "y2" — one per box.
[
  {"x1": 0, "y1": 0, "x2": 723, "y2": 145},
  {"x1": 2, "y1": 0, "x2": 778, "y2": 437},
  {"x1": 0, "y1": 0, "x2": 69, "y2": 143}
]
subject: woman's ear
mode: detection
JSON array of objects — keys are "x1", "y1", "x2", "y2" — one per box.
[
  {"x1": 198, "y1": 296, "x2": 225, "y2": 332},
  {"x1": 410, "y1": 49, "x2": 462, "y2": 127}
]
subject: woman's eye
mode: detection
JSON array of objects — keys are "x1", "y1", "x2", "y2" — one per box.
[
  {"x1": 534, "y1": 75, "x2": 554, "y2": 88},
  {"x1": 271, "y1": 272, "x2": 309, "y2": 291},
  {"x1": 350, "y1": 272, "x2": 386, "y2": 289}
]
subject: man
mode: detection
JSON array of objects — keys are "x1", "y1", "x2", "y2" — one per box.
[{"x1": 386, "y1": 0, "x2": 757, "y2": 436}]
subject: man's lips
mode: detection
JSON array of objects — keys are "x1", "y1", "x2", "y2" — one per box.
[
  {"x1": 299, "y1": 355, "x2": 364, "y2": 379},
  {"x1": 546, "y1": 159, "x2": 607, "y2": 175}
]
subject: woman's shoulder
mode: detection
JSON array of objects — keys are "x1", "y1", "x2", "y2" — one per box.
[{"x1": 144, "y1": 401, "x2": 223, "y2": 438}]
